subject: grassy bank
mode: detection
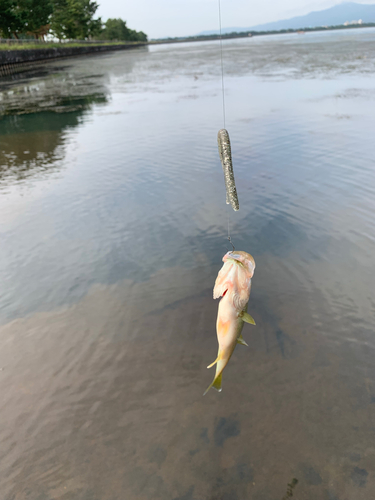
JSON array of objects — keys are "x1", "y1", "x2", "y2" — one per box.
[{"x1": 0, "y1": 41, "x2": 143, "y2": 51}]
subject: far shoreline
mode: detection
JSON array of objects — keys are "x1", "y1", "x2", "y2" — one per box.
[{"x1": 150, "y1": 22, "x2": 375, "y2": 45}]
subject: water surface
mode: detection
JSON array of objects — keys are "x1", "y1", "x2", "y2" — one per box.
[{"x1": 1, "y1": 29, "x2": 375, "y2": 499}]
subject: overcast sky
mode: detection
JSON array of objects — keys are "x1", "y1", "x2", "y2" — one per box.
[{"x1": 96, "y1": 0, "x2": 375, "y2": 39}]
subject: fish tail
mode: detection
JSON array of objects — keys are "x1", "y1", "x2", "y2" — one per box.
[
  {"x1": 204, "y1": 354, "x2": 227, "y2": 395},
  {"x1": 203, "y1": 372, "x2": 223, "y2": 395}
]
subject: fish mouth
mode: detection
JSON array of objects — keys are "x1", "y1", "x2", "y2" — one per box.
[
  {"x1": 226, "y1": 256, "x2": 245, "y2": 268},
  {"x1": 228, "y1": 252, "x2": 244, "y2": 262},
  {"x1": 223, "y1": 250, "x2": 255, "y2": 277}
]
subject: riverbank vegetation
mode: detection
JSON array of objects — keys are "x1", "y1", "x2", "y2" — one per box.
[
  {"x1": 0, "y1": 0, "x2": 147, "y2": 42},
  {"x1": 99, "y1": 18, "x2": 147, "y2": 42},
  {"x1": 0, "y1": 41, "x2": 145, "y2": 51}
]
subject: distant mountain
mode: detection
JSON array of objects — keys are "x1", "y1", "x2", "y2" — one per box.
[{"x1": 198, "y1": 2, "x2": 375, "y2": 35}]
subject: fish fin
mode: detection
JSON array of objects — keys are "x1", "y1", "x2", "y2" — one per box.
[
  {"x1": 237, "y1": 334, "x2": 248, "y2": 347},
  {"x1": 203, "y1": 373, "x2": 223, "y2": 395},
  {"x1": 241, "y1": 311, "x2": 256, "y2": 325},
  {"x1": 213, "y1": 262, "x2": 232, "y2": 299},
  {"x1": 207, "y1": 357, "x2": 219, "y2": 369},
  {"x1": 213, "y1": 280, "x2": 228, "y2": 299}
]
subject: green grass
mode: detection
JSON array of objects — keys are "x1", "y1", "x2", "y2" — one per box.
[{"x1": 0, "y1": 41, "x2": 144, "y2": 51}]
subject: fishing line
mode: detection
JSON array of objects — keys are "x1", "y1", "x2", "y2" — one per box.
[
  {"x1": 218, "y1": 0, "x2": 230, "y2": 243},
  {"x1": 218, "y1": 0, "x2": 226, "y2": 129},
  {"x1": 217, "y1": 0, "x2": 239, "y2": 249}
]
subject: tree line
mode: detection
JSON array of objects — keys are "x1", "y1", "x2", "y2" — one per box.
[{"x1": 0, "y1": 0, "x2": 147, "y2": 41}]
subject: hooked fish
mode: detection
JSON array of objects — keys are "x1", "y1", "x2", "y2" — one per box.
[{"x1": 204, "y1": 250, "x2": 256, "y2": 395}]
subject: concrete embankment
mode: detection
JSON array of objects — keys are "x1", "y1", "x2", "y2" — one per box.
[{"x1": 0, "y1": 43, "x2": 146, "y2": 77}]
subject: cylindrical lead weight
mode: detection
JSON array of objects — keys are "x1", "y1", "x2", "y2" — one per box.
[{"x1": 217, "y1": 129, "x2": 239, "y2": 211}]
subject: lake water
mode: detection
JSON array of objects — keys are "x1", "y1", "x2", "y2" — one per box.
[{"x1": 1, "y1": 28, "x2": 375, "y2": 499}]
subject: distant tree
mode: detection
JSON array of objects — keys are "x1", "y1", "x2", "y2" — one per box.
[
  {"x1": 1, "y1": 1, "x2": 146, "y2": 42},
  {"x1": 128, "y1": 29, "x2": 147, "y2": 42},
  {"x1": 100, "y1": 17, "x2": 147, "y2": 42},
  {"x1": 0, "y1": 0, "x2": 22, "y2": 38},
  {"x1": 101, "y1": 18, "x2": 129, "y2": 40},
  {"x1": 0, "y1": 0, "x2": 52, "y2": 39},
  {"x1": 50, "y1": 0, "x2": 69, "y2": 39},
  {"x1": 18, "y1": 0, "x2": 53, "y2": 37},
  {"x1": 51, "y1": 0, "x2": 102, "y2": 40}
]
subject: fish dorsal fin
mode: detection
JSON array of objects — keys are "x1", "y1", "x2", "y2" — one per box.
[{"x1": 237, "y1": 334, "x2": 248, "y2": 346}]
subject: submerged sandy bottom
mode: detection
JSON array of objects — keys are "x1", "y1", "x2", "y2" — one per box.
[{"x1": 1, "y1": 263, "x2": 374, "y2": 500}]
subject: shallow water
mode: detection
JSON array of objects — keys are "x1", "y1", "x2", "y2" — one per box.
[{"x1": 0, "y1": 28, "x2": 375, "y2": 499}]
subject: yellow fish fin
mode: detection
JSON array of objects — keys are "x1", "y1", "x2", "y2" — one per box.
[
  {"x1": 237, "y1": 334, "x2": 248, "y2": 346},
  {"x1": 241, "y1": 311, "x2": 256, "y2": 325},
  {"x1": 203, "y1": 373, "x2": 223, "y2": 395},
  {"x1": 207, "y1": 357, "x2": 219, "y2": 369}
]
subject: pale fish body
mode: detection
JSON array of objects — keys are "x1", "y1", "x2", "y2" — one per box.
[{"x1": 204, "y1": 251, "x2": 256, "y2": 394}]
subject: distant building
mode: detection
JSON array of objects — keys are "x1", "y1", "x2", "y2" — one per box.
[{"x1": 343, "y1": 19, "x2": 363, "y2": 26}]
